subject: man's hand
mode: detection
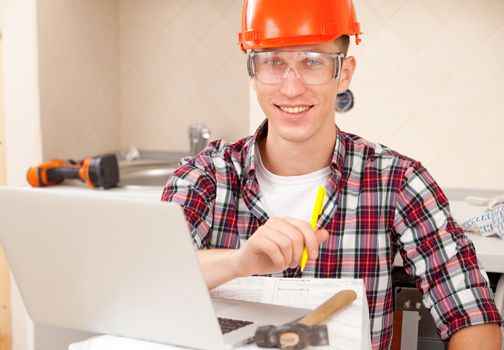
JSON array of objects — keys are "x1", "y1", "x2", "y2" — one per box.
[
  {"x1": 196, "y1": 217, "x2": 329, "y2": 289},
  {"x1": 233, "y1": 217, "x2": 329, "y2": 277},
  {"x1": 449, "y1": 324, "x2": 501, "y2": 350}
]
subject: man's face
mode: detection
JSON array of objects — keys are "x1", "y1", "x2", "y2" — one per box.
[{"x1": 251, "y1": 41, "x2": 355, "y2": 144}]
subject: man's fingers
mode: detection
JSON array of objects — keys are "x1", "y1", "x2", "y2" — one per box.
[
  {"x1": 259, "y1": 237, "x2": 286, "y2": 269},
  {"x1": 263, "y1": 217, "x2": 329, "y2": 266},
  {"x1": 310, "y1": 229, "x2": 329, "y2": 259},
  {"x1": 282, "y1": 230, "x2": 302, "y2": 268},
  {"x1": 266, "y1": 218, "x2": 304, "y2": 267},
  {"x1": 283, "y1": 218, "x2": 321, "y2": 260},
  {"x1": 316, "y1": 229, "x2": 329, "y2": 244},
  {"x1": 265, "y1": 233, "x2": 293, "y2": 268}
]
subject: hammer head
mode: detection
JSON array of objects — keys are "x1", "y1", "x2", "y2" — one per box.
[
  {"x1": 87, "y1": 154, "x2": 119, "y2": 189},
  {"x1": 254, "y1": 323, "x2": 329, "y2": 349}
]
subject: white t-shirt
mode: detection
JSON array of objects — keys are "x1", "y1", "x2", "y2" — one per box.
[{"x1": 255, "y1": 144, "x2": 330, "y2": 223}]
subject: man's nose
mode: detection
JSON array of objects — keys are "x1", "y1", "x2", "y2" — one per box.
[{"x1": 279, "y1": 68, "x2": 306, "y2": 97}]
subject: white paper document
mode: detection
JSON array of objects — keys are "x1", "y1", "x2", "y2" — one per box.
[
  {"x1": 211, "y1": 277, "x2": 371, "y2": 350},
  {"x1": 70, "y1": 277, "x2": 371, "y2": 350}
]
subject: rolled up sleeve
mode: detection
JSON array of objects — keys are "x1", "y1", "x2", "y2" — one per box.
[
  {"x1": 161, "y1": 154, "x2": 216, "y2": 249},
  {"x1": 393, "y1": 162, "x2": 502, "y2": 339}
]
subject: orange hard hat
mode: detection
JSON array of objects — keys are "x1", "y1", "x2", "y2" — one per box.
[{"x1": 238, "y1": 0, "x2": 362, "y2": 52}]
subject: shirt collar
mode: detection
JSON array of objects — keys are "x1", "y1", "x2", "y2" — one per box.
[
  {"x1": 331, "y1": 128, "x2": 346, "y2": 175},
  {"x1": 244, "y1": 120, "x2": 346, "y2": 178},
  {"x1": 244, "y1": 119, "x2": 267, "y2": 178}
]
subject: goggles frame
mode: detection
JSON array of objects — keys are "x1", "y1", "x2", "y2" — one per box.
[{"x1": 247, "y1": 51, "x2": 345, "y2": 85}]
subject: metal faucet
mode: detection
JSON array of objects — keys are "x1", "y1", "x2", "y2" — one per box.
[{"x1": 189, "y1": 123, "x2": 211, "y2": 156}]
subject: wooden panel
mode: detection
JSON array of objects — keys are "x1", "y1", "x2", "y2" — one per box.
[
  {"x1": 0, "y1": 138, "x2": 5, "y2": 184},
  {"x1": 391, "y1": 310, "x2": 403, "y2": 350},
  {"x1": 0, "y1": 26, "x2": 5, "y2": 186},
  {"x1": 0, "y1": 247, "x2": 11, "y2": 350},
  {"x1": 0, "y1": 3, "x2": 12, "y2": 348}
]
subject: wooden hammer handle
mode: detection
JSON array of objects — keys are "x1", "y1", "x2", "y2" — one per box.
[{"x1": 298, "y1": 290, "x2": 357, "y2": 326}]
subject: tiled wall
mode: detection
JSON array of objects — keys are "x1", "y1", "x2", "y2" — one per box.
[
  {"x1": 36, "y1": 0, "x2": 504, "y2": 189},
  {"x1": 118, "y1": 0, "x2": 249, "y2": 152},
  {"x1": 38, "y1": 0, "x2": 120, "y2": 160},
  {"x1": 346, "y1": 0, "x2": 504, "y2": 190},
  {"x1": 249, "y1": 0, "x2": 504, "y2": 190},
  {"x1": 37, "y1": 0, "x2": 249, "y2": 159}
]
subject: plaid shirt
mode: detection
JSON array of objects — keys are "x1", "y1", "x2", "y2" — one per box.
[{"x1": 162, "y1": 122, "x2": 501, "y2": 349}]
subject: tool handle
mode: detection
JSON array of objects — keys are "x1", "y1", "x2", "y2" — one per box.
[
  {"x1": 46, "y1": 166, "x2": 81, "y2": 182},
  {"x1": 298, "y1": 290, "x2": 357, "y2": 326}
]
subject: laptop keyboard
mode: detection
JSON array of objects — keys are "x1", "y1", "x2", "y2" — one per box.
[{"x1": 217, "y1": 317, "x2": 254, "y2": 334}]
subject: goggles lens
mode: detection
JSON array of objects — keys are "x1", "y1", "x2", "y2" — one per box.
[{"x1": 248, "y1": 51, "x2": 344, "y2": 85}]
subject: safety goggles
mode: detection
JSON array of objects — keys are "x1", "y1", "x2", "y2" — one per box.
[{"x1": 247, "y1": 51, "x2": 345, "y2": 85}]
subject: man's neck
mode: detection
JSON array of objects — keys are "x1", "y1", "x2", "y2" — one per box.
[{"x1": 258, "y1": 125, "x2": 337, "y2": 176}]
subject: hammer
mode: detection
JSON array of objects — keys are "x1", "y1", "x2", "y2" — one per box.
[{"x1": 254, "y1": 289, "x2": 357, "y2": 349}]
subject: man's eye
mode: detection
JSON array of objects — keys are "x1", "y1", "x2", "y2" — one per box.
[
  {"x1": 306, "y1": 59, "x2": 323, "y2": 66},
  {"x1": 265, "y1": 58, "x2": 282, "y2": 65}
]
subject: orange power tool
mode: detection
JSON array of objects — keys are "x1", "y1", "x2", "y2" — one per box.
[{"x1": 27, "y1": 154, "x2": 119, "y2": 189}]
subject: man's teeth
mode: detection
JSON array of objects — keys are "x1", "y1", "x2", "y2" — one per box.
[{"x1": 279, "y1": 106, "x2": 310, "y2": 114}]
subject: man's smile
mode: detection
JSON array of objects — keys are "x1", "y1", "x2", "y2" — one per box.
[{"x1": 274, "y1": 104, "x2": 314, "y2": 114}]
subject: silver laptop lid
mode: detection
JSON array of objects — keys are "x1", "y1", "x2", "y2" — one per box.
[{"x1": 0, "y1": 187, "x2": 226, "y2": 350}]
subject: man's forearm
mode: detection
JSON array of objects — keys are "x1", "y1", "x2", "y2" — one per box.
[
  {"x1": 196, "y1": 249, "x2": 242, "y2": 290},
  {"x1": 449, "y1": 324, "x2": 501, "y2": 350}
]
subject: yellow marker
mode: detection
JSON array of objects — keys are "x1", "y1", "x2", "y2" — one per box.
[{"x1": 300, "y1": 185, "x2": 326, "y2": 271}]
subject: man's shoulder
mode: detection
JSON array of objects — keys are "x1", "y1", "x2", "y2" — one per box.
[{"x1": 341, "y1": 131, "x2": 419, "y2": 170}]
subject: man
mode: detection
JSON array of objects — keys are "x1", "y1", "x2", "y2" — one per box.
[{"x1": 162, "y1": 1, "x2": 502, "y2": 349}]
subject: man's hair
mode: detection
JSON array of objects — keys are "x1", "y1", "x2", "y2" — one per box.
[{"x1": 335, "y1": 35, "x2": 350, "y2": 56}]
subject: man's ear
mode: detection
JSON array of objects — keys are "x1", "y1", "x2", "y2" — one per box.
[{"x1": 337, "y1": 56, "x2": 356, "y2": 94}]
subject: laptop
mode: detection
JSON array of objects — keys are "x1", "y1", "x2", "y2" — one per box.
[{"x1": 0, "y1": 187, "x2": 309, "y2": 350}]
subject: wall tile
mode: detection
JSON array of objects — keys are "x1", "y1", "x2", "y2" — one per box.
[
  {"x1": 389, "y1": 54, "x2": 439, "y2": 110},
  {"x1": 365, "y1": 0, "x2": 409, "y2": 22},
  {"x1": 201, "y1": 18, "x2": 238, "y2": 60},
  {"x1": 351, "y1": 2, "x2": 385, "y2": 42},
  {"x1": 421, "y1": 0, "x2": 466, "y2": 21},
  {"x1": 119, "y1": 0, "x2": 249, "y2": 151},
  {"x1": 415, "y1": 25, "x2": 468, "y2": 78},
  {"x1": 178, "y1": 0, "x2": 221, "y2": 35},
  {"x1": 387, "y1": 0, "x2": 443, "y2": 49},
  {"x1": 445, "y1": 0, "x2": 503, "y2": 44}
]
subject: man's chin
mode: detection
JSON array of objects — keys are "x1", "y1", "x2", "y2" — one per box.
[{"x1": 273, "y1": 125, "x2": 315, "y2": 144}]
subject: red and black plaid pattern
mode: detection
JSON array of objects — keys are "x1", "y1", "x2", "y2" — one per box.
[{"x1": 162, "y1": 122, "x2": 501, "y2": 349}]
